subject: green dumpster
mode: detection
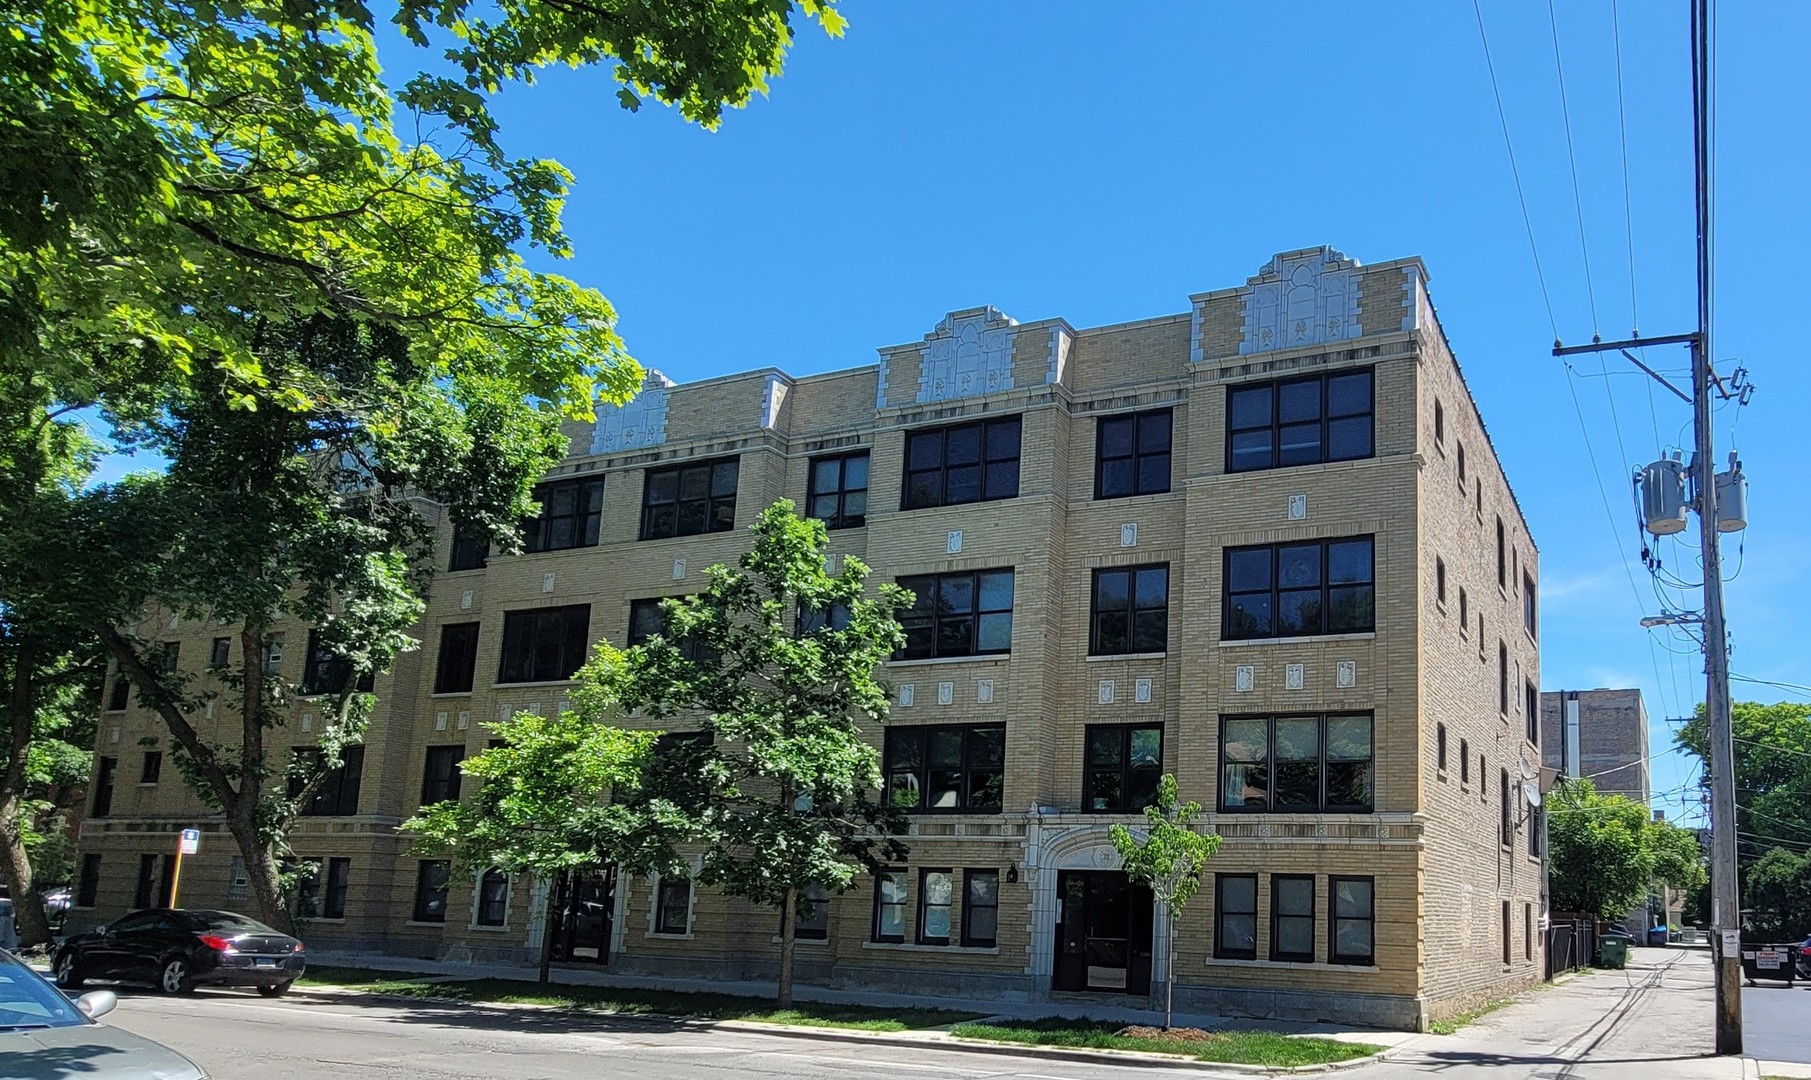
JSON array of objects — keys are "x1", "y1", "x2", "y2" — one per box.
[{"x1": 1597, "y1": 936, "x2": 1629, "y2": 969}]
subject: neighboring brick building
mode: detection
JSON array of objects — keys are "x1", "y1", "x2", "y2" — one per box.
[
  {"x1": 1540, "y1": 689, "x2": 1650, "y2": 802},
  {"x1": 75, "y1": 247, "x2": 1543, "y2": 1030}
]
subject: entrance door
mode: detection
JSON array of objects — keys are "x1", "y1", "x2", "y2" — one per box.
[
  {"x1": 1052, "y1": 870, "x2": 1154, "y2": 994},
  {"x1": 551, "y1": 870, "x2": 614, "y2": 964}
]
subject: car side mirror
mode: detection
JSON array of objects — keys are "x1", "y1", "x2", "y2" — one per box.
[
  {"x1": 77, "y1": 990, "x2": 117, "y2": 1020},
  {"x1": 93, "y1": 923, "x2": 109, "y2": 935}
]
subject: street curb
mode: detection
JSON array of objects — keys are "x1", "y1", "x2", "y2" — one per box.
[{"x1": 289, "y1": 984, "x2": 1391, "y2": 1074}]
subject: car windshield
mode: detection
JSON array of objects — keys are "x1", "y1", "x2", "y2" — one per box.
[
  {"x1": 187, "y1": 911, "x2": 279, "y2": 934},
  {"x1": 0, "y1": 951, "x2": 86, "y2": 1030}
]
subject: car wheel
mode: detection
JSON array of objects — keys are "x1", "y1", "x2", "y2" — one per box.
[
  {"x1": 257, "y1": 981, "x2": 293, "y2": 998},
  {"x1": 54, "y1": 952, "x2": 83, "y2": 990},
  {"x1": 158, "y1": 956, "x2": 194, "y2": 995}
]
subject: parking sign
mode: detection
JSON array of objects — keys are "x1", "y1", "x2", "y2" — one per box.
[{"x1": 179, "y1": 828, "x2": 201, "y2": 855}]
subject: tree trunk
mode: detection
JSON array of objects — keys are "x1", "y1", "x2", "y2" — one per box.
[
  {"x1": 228, "y1": 814, "x2": 296, "y2": 935},
  {"x1": 777, "y1": 887, "x2": 797, "y2": 1007},
  {"x1": 1165, "y1": 932, "x2": 1175, "y2": 1030},
  {"x1": 538, "y1": 875, "x2": 559, "y2": 986},
  {"x1": 0, "y1": 642, "x2": 53, "y2": 948}
]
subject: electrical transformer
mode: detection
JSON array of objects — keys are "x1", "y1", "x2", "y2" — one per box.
[
  {"x1": 1638, "y1": 457, "x2": 1688, "y2": 536},
  {"x1": 1715, "y1": 457, "x2": 1747, "y2": 533}
]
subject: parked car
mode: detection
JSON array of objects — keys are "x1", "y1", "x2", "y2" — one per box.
[
  {"x1": 0, "y1": 946, "x2": 206, "y2": 1079},
  {"x1": 1798, "y1": 934, "x2": 1811, "y2": 979},
  {"x1": 53, "y1": 909, "x2": 305, "y2": 996}
]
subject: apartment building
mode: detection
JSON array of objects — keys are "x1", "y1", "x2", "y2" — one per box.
[
  {"x1": 1540, "y1": 688, "x2": 1651, "y2": 803},
  {"x1": 75, "y1": 247, "x2": 1543, "y2": 1031}
]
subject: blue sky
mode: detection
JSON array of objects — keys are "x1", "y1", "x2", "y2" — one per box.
[{"x1": 95, "y1": 2, "x2": 1807, "y2": 824}]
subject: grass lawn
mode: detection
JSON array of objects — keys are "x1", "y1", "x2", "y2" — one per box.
[
  {"x1": 295, "y1": 967, "x2": 980, "y2": 1031},
  {"x1": 949, "y1": 1018, "x2": 1384, "y2": 1067}
]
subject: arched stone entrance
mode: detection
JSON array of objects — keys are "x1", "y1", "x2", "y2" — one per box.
[{"x1": 1025, "y1": 821, "x2": 1163, "y2": 998}]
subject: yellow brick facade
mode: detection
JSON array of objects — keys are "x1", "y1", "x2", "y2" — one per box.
[{"x1": 76, "y1": 247, "x2": 1541, "y2": 1031}]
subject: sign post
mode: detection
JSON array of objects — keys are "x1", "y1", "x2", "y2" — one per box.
[{"x1": 170, "y1": 829, "x2": 201, "y2": 908}]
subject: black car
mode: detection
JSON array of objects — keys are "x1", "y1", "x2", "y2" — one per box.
[{"x1": 54, "y1": 909, "x2": 306, "y2": 996}]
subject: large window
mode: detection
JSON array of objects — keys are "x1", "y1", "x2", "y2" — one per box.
[
  {"x1": 106, "y1": 674, "x2": 129, "y2": 712},
  {"x1": 421, "y1": 745, "x2": 466, "y2": 806},
  {"x1": 897, "y1": 569, "x2": 1014, "y2": 660},
  {"x1": 1090, "y1": 564, "x2": 1169, "y2": 655},
  {"x1": 1271, "y1": 875, "x2": 1316, "y2": 962},
  {"x1": 902, "y1": 416, "x2": 1021, "y2": 510},
  {"x1": 449, "y1": 525, "x2": 489, "y2": 572},
  {"x1": 139, "y1": 750, "x2": 162, "y2": 785},
  {"x1": 1223, "y1": 537, "x2": 1374, "y2": 640},
  {"x1": 655, "y1": 878, "x2": 691, "y2": 935},
  {"x1": 91, "y1": 756, "x2": 116, "y2": 818},
  {"x1": 808, "y1": 451, "x2": 869, "y2": 530},
  {"x1": 917, "y1": 869, "x2": 954, "y2": 945},
  {"x1": 523, "y1": 477, "x2": 605, "y2": 553},
  {"x1": 433, "y1": 622, "x2": 481, "y2": 694},
  {"x1": 291, "y1": 745, "x2": 364, "y2": 817},
  {"x1": 628, "y1": 598, "x2": 716, "y2": 663},
  {"x1": 962, "y1": 870, "x2": 999, "y2": 947},
  {"x1": 1226, "y1": 368, "x2": 1373, "y2": 472},
  {"x1": 1095, "y1": 408, "x2": 1172, "y2": 499},
  {"x1": 884, "y1": 724, "x2": 1004, "y2": 813},
  {"x1": 1329, "y1": 876, "x2": 1375, "y2": 965},
  {"x1": 1219, "y1": 714, "x2": 1373, "y2": 813},
  {"x1": 413, "y1": 860, "x2": 451, "y2": 923},
  {"x1": 1214, "y1": 874, "x2": 1258, "y2": 960},
  {"x1": 1084, "y1": 725, "x2": 1162, "y2": 812},
  {"x1": 641, "y1": 458, "x2": 739, "y2": 540},
  {"x1": 477, "y1": 869, "x2": 509, "y2": 927},
  {"x1": 323, "y1": 858, "x2": 350, "y2": 920},
  {"x1": 209, "y1": 637, "x2": 231, "y2": 669},
  {"x1": 76, "y1": 854, "x2": 102, "y2": 908},
  {"x1": 872, "y1": 869, "x2": 907, "y2": 943},
  {"x1": 301, "y1": 630, "x2": 374, "y2": 696},
  {"x1": 496, "y1": 605, "x2": 590, "y2": 684},
  {"x1": 795, "y1": 883, "x2": 829, "y2": 941}
]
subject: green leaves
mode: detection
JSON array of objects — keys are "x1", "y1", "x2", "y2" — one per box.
[
  {"x1": 1109, "y1": 774, "x2": 1220, "y2": 919},
  {"x1": 1546, "y1": 778, "x2": 1706, "y2": 921}
]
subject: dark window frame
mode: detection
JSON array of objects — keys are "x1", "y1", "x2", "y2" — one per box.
[
  {"x1": 1526, "y1": 680, "x2": 1540, "y2": 746},
  {"x1": 1328, "y1": 875, "x2": 1376, "y2": 965},
  {"x1": 209, "y1": 637, "x2": 231, "y2": 669},
  {"x1": 496, "y1": 604, "x2": 591, "y2": 685},
  {"x1": 139, "y1": 750, "x2": 162, "y2": 785},
  {"x1": 323, "y1": 857, "x2": 351, "y2": 920},
  {"x1": 1460, "y1": 739, "x2": 1471, "y2": 785},
  {"x1": 1435, "y1": 558, "x2": 1447, "y2": 607},
  {"x1": 1495, "y1": 516, "x2": 1507, "y2": 590},
  {"x1": 301, "y1": 629, "x2": 374, "y2": 697},
  {"x1": 794, "y1": 883, "x2": 829, "y2": 941},
  {"x1": 1499, "y1": 641, "x2": 1510, "y2": 714},
  {"x1": 76, "y1": 854, "x2": 102, "y2": 908},
  {"x1": 449, "y1": 524, "x2": 490, "y2": 572},
  {"x1": 628, "y1": 597, "x2": 716, "y2": 664},
  {"x1": 412, "y1": 859, "x2": 451, "y2": 923},
  {"x1": 896, "y1": 569, "x2": 1015, "y2": 660},
  {"x1": 961, "y1": 869, "x2": 999, "y2": 948},
  {"x1": 901, "y1": 415, "x2": 1022, "y2": 511},
  {"x1": 291, "y1": 745, "x2": 364, "y2": 817},
  {"x1": 1094, "y1": 407, "x2": 1173, "y2": 499},
  {"x1": 871, "y1": 868, "x2": 908, "y2": 943},
  {"x1": 1222, "y1": 537, "x2": 1376, "y2": 641},
  {"x1": 91, "y1": 756, "x2": 116, "y2": 818},
  {"x1": 884, "y1": 724, "x2": 1005, "y2": 814},
  {"x1": 1530, "y1": 804, "x2": 1545, "y2": 858},
  {"x1": 1436, "y1": 723, "x2": 1448, "y2": 773},
  {"x1": 654, "y1": 877, "x2": 691, "y2": 935},
  {"x1": 1083, "y1": 723, "x2": 1164, "y2": 813},
  {"x1": 916, "y1": 868, "x2": 954, "y2": 946},
  {"x1": 807, "y1": 450, "x2": 870, "y2": 530},
  {"x1": 1500, "y1": 767, "x2": 1514, "y2": 847},
  {"x1": 106, "y1": 674, "x2": 129, "y2": 712},
  {"x1": 1434, "y1": 400, "x2": 1445, "y2": 447},
  {"x1": 1523, "y1": 572, "x2": 1538, "y2": 638},
  {"x1": 1214, "y1": 873, "x2": 1258, "y2": 960},
  {"x1": 1218, "y1": 713, "x2": 1374, "y2": 814},
  {"x1": 1270, "y1": 874, "x2": 1317, "y2": 963},
  {"x1": 421, "y1": 745, "x2": 466, "y2": 807},
  {"x1": 1089, "y1": 564, "x2": 1170, "y2": 656},
  {"x1": 433, "y1": 622, "x2": 481, "y2": 695},
  {"x1": 477, "y1": 868, "x2": 509, "y2": 927},
  {"x1": 1502, "y1": 899, "x2": 1513, "y2": 965},
  {"x1": 1226, "y1": 368, "x2": 1374, "y2": 473},
  {"x1": 640, "y1": 457, "x2": 739, "y2": 541},
  {"x1": 522, "y1": 476, "x2": 605, "y2": 554}
]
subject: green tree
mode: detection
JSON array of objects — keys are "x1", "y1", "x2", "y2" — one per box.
[
  {"x1": 1109, "y1": 774, "x2": 1219, "y2": 1030},
  {"x1": 1742, "y1": 846, "x2": 1811, "y2": 941},
  {"x1": 592, "y1": 501, "x2": 909, "y2": 1007},
  {"x1": 1547, "y1": 778, "x2": 1707, "y2": 922},
  {"x1": 403, "y1": 699, "x2": 693, "y2": 983}
]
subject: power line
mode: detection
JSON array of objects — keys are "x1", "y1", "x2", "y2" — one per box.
[
  {"x1": 1471, "y1": 0, "x2": 1559, "y2": 338},
  {"x1": 1609, "y1": 0, "x2": 1663, "y2": 454},
  {"x1": 1544, "y1": 0, "x2": 1601, "y2": 335},
  {"x1": 1730, "y1": 674, "x2": 1811, "y2": 701}
]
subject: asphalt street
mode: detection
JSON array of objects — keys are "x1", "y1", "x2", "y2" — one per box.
[
  {"x1": 96, "y1": 988, "x2": 1249, "y2": 1080},
  {"x1": 1742, "y1": 977, "x2": 1811, "y2": 1065}
]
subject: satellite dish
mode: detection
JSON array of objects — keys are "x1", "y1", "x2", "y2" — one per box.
[
  {"x1": 1519, "y1": 752, "x2": 1539, "y2": 782},
  {"x1": 1524, "y1": 780, "x2": 1542, "y2": 807}
]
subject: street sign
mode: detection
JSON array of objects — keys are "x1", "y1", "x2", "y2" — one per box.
[{"x1": 179, "y1": 829, "x2": 201, "y2": 856}]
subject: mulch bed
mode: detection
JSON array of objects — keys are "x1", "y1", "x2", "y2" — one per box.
[{"x1": 1116, "y1": 1025, "x2": 1221, "y2": 1043}]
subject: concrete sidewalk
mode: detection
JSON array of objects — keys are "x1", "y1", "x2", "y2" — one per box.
[
  {"x1": 301, "y1": 948, "x2": 1416, "y2": 1050},
  {"x1": 1343, "y1": 946, "x2": 1744, "y2": 1080}
]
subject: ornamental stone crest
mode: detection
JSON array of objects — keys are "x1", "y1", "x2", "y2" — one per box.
[{"x1": 1240, "y1": 247, "x2": 1364, "y2": 355}]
